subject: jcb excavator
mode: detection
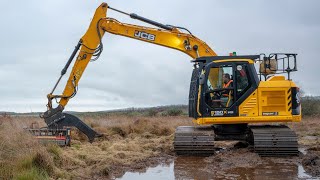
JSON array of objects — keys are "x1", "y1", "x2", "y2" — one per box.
[{"x1": 40, "y1": 3, "x2": 301, "y2": 156}]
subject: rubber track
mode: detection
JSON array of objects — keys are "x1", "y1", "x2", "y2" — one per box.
[
  {"x1": 250, "y1": 125, "x2": 298, "y2": 157},
  {"x1": 174, "y1": 126, "x2": 216, "y2": 155}
]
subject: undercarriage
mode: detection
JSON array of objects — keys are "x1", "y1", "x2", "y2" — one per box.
[{"x1": 174, "y1": 124, "x2": 298, "y2": 157}]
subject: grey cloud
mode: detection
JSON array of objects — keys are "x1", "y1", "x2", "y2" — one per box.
[{"x1": 0, "y1": 0, "x2": 319, "y2": 112}]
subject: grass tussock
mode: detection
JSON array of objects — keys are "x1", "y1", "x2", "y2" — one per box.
[{"x1": 0, "y1": 116, "x2": 53, "y2": 180}]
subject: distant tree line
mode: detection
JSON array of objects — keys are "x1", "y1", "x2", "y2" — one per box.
[{"x1": 301, "y1": 96, "x2": 320, "y2": 117}]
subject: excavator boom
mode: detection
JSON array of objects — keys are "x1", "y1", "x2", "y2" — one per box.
[{"x1": 42, "y1": 3, "x2": 216, "y2": 141}]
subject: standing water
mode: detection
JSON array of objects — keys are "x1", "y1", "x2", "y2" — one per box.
[{"x1": 118, "y1": 155, "x2": 317, "y2": 180}]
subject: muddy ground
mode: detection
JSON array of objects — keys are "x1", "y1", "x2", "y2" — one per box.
[
  {"x1": 302, "y1": 147, "x2": 320, "y2": 177},
  {"x1": 204, "y1": 147, "x2": 320, "y2": 179},
  {"x1": 0, "y1": 113, "x2": 319, "y2": 179}
]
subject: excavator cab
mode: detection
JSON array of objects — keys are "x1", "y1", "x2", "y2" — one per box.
[
  {"x1": 189, "y1": 55, "x2": 260, "y2": 119},
  {"x1": 200, "y1": 56, "x2": 260, "y2": 118}
]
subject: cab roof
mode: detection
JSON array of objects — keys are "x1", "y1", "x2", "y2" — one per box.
[{"x1": 192, "y1": 55, "x2": 260, "y2": 64}]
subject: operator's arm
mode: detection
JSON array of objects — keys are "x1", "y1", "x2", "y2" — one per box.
[{"x1": 46, "y1": 2, "x2": 217, "y2": 113}]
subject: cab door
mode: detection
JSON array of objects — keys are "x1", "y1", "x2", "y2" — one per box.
[{"x1": 201, "y1": 61, "x2": 257, "y2": 118}]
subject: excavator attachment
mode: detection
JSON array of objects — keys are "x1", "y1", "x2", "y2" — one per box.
[
  {"x1": 46, "y1": 113, "x2": 100, "y2": 142},
  {"x1": 42, "y1": 107, "x2": 101, "y2": 142},
  {"x1": 27, "y1": 128, "x2": 71, "y2": 146}
]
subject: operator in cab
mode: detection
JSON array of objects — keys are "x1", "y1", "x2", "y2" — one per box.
[
  {"x1": 221, "y1": 73, "x2": 233, "y2": 106},
  {"x1": 222, "y1": 73, "x2": 233, "y2": 95}
]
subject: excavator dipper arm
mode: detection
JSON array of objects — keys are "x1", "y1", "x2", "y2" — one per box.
[{"x1": 41, "y1": 3, "x2": 216, "y2": 141}]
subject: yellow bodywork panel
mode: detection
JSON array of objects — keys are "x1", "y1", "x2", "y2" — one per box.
[
  {"x1": 239, "y1": 89, "x2": 259, "y2": 117},
  {"x1": 194, "y1": 115, "x2": 301, "y2": 125}
]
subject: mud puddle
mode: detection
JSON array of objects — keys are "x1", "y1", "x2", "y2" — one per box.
[{"x1": 118, "y1": 149, "x2": 319, "y2": 180}]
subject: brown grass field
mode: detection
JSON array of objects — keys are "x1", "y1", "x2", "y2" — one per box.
[
  {"x1": 0, "y1": 111, "x2": 192, "y2": 179},
  {"x1": 0, "y1": 109, "x2": 319, "y2": 179}
]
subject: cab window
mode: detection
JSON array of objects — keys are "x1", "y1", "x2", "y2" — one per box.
[
  {"x1": 205, "y1": 65, "x2": 234, "y2": 108},
  {"x1": 235, "y1": 64, "x2": 250, "y2": 98}
]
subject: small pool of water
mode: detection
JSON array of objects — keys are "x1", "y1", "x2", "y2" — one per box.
[{"x1": 119, "y1": 162, "x2": 174, "y2": 180}]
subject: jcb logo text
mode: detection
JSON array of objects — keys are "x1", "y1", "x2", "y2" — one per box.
[{"x1": 134, "y1": 31, "x2": 156, "y2": 41}]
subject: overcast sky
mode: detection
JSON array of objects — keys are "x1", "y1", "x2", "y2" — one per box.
[{"x1": 0, "y1": 0, "x2": 319, "y2": 112}]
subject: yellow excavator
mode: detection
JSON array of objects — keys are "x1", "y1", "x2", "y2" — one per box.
[{"x1": 40, "y1": 3, "x2": 301, "y2": 156}]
